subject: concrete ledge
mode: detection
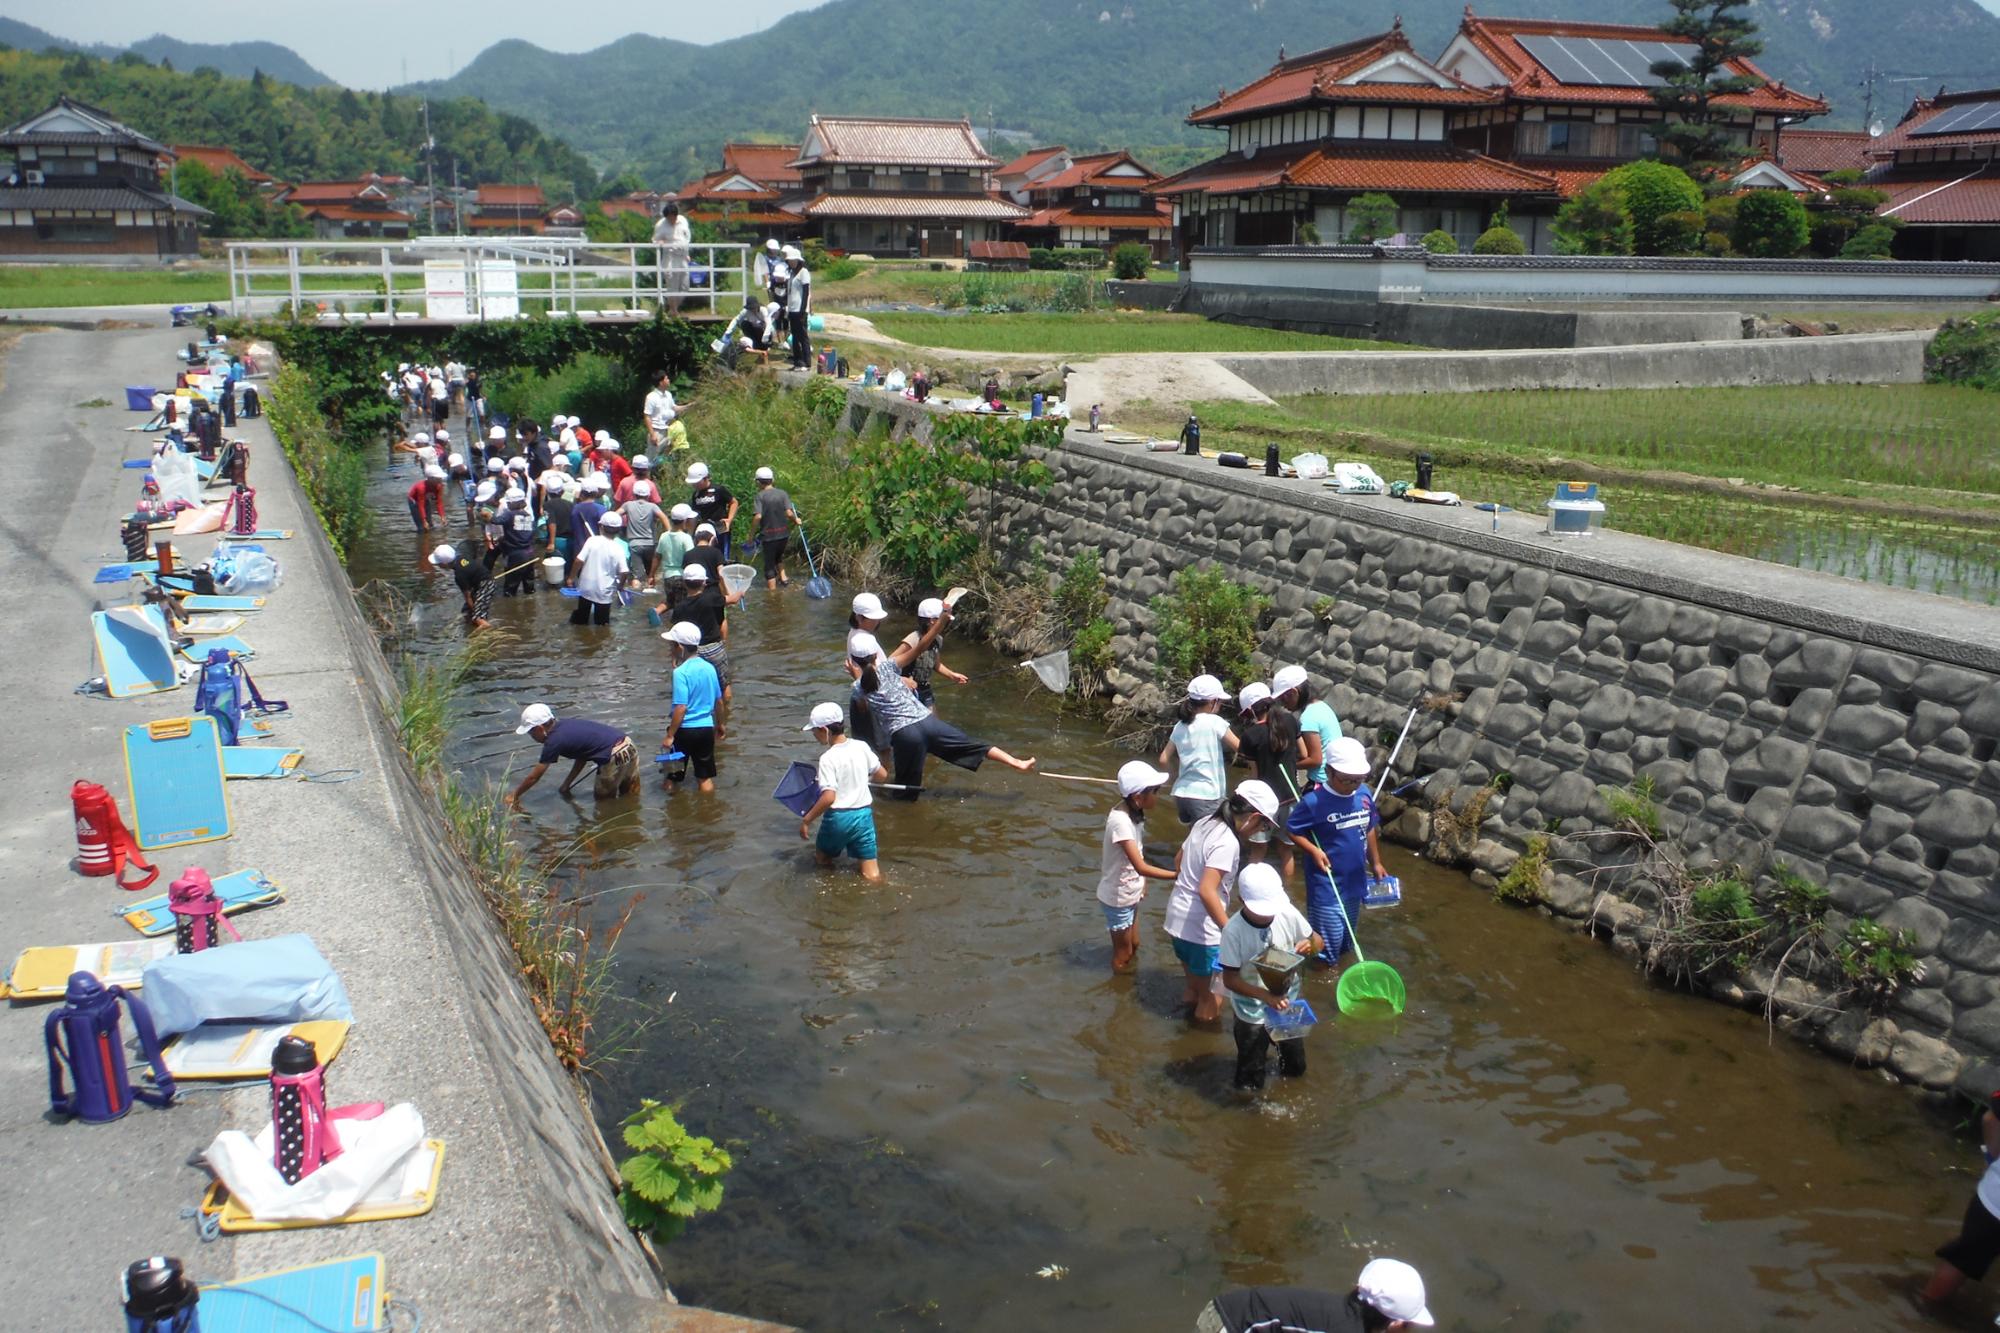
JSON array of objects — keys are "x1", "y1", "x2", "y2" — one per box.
[{"x1": 1214, "y1": 330, "x2": 1930, "y2": 397}]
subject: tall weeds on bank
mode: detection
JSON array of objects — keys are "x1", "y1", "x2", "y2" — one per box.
[
  {"x1": 382, "y1": 617, "x2": 635, "y2": 1078},
  {"x1": 265, "y1": 363, "x2": 371, "y2": 559}
]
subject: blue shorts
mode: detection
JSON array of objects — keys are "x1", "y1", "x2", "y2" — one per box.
[
  {"x1": 815, "y1": 806, "x2": 878, "y2": 861},
  {"x1": 1102, "y1": 903, "x2": 1137, "y2": 932},
  {"x1": 1171, "y1": 936, "x2": 1220, "y2": 976}
]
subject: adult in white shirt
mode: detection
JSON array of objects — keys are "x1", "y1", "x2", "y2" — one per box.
[
  {"x1": 569, "y1": 510, "x2": 629, "y2": 627},
  {"x1": 1162, "y1": 780, "x2": 1280, "y2": 1025},
  {"x1": 643, "y1": 370, "x2": 677, "y2": 448},
  {"x1": 1218, "y1": 863, "x2": 1322, "y2": 1090},
  {"x1": 784, "y1": 247, "x2": 812, "y2": 370},
  {"x1": 653, "y1": 203, "x2": 692, "y2": 313}
]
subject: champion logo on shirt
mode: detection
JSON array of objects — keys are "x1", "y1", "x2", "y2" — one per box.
[{"x1": 1323, "y1": 809, "x2": 1373, "y2": 832}]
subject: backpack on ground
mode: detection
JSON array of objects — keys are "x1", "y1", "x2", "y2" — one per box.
[{"x1": 194, "y1": 649, "x2": 289, "y2": 746}]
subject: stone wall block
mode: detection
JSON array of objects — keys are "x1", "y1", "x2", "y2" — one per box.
[
  {"x1": 1493, "y1": 604, "x2": 1535, "y2": 649},
  {"x1": 1773, "y1": 639, "x2": 1857, "y2": 690},
  {"x1": 1627, "y1": 660, "x2": 1676, "y2": 693},
  {"x1": 1668, "y1": 605, "x2": 1720, "y2": 647},
  {"x1": 1878, "y1": 896, "x2": 1952, "y2": 954},
  {"x1": 1917, "y1": 748, "x2": 1986, "y2": 785},
  {"x1": 1711, "y1": 692, "x2": 1751, "y2": 723},
  {"x1": 1495, "y1": 567, "x2": 1551, "y2": 610},
  {"x1": 1673, "y1": 708, "x2": 1730, "y2": 751},
  {"x1": 1541, "y1": 771, "x2": 1600, "y2": 821},
  {"x1": 1313, "y1": 558, "x2": 1360, "y2": 596},
  {"x1": 1915, "y1": 789, "x2": 1999, "y2": 851},
  {"x1": 1457, "y1": 646, "x2": 1512, "y2": 691},
  {"x1": 1620, "y1": 596, "x2": 1674, "y2": 646},
  {"x1": 1827, "y1": 703, "x2": 1910, "y2": 752},
  {"x1": 1855, "y1": 647, "x2": 1920, "y2": 691},
  {"x1": 1811, "y1": 749, "x2": 1871, "y2": 793},
  {"x1": 1586, "y1": 583, "x2": 1638, "y2": 619},
  {"x1": 1916, "y1": 663, "x2": 1991, "y2": 708},
  {"x1": 1828, "y1": 872, "x2": 1895, "y2": 915},
  {"x1": 1896, "y1": 988, "x2": 1954, "y2": 1031},
  {"x1": 1784, "y1": 688, "x2": 1836, "y2": 738},
  {"x1": 1583, "y1": 648, "x2": 1631, "y2": 678},
  {"x1": 1730, "y1": 735, "x2": 1811, "y2": 788},
  {"x1": 1690, "y1": 748, "x2": 1729, "y2": 794},
  {"x1": 1841, "y1": 676, "x2": 1883, "y2": 706},
  {"x1": 1870, "y1": 768, "x2": 1942, "y2": 812},
  {"x1": 1951, "y1": 846, "x2": 1999, "y2": 882},
  {"x1": 1485, "y1": 702, "x2": 1543, "y2": 744},
  {"x1": 1889, "y1": 1031, "x2": 1964, "y2": 1089},
  {"x1": 1525, "y1": 619, "x2": 1584, "y2": 659},
  {"x1": 1862, "y1": 807, "x2": 1915, "y2": 853},
  {"x1": 1744, "y1": 787, "x2": 1793, "y2": 836},
  {"x1": 1959, "y1": 684, "x2": 2000, "y2": 738},
  {"x1": 1580, "y1": 615, "x2": 1622, "y2": 654},
  {"x1": 1729, "y1": 653, "x2": 1773, "y2": 698}
]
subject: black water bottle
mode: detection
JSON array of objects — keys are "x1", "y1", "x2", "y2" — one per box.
[
  {"x1": 1265, "y1": 443, "x2": 1280, "y2": 476},
  {"x1": 1180, "y1": 414, "x2": 1201, "y2": 455},
  {"x1": 1415, "y1": 451, "x2": 1435, "y2": 490},
  {"x1": 123, "y1": 1256, "x2": 199, "y2": 1333},
  {"x1": 270, "y1": 1034, "x2": 316, "y2": 1185}
]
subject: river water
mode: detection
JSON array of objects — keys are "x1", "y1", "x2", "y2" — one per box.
[{"x1": 351, "y1": 447, "x2": 1982, "y2": 1332}]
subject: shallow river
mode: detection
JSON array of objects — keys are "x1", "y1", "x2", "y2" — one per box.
[{"x1": 352, "y1": 449, "x2": 1980, "y2": 1332}]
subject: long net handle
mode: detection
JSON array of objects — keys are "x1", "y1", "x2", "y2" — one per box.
[
  {"x1": 1278, "y1": 767, "x2": 1367, "y2": 965},
  {"x1": 1376, "y1": 704, "x2": 1420, "y2": 790}
]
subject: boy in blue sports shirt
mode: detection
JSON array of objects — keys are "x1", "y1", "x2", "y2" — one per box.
[
  {"x1": 1285, "y1": 736, "x2": 1387, "y2": 967},
  {"x1": 661, "y1": 621, "x2": 723, "y2": 793}
]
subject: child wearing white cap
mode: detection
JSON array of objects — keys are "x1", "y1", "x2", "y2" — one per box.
[
  {"x1": 1164, "y1": 780, "x2": 1281, "y2": 1024},
  {"x1": 900, "y1": 598, "x2": 969, "y2": 709},
  {"x1": 1272, "y1": 664, "x2": 1343, "y2": 788},
  {"x1": 847, "y1": 617, "x2": 1036, "y2": 800},
  {"x1": 685, "y1": 462, "x2": 737, "y2": 560},
  {"x1": 1099, "y1": 760, "x2": 1176, "y2": 972},
  {"x1": 751, "y1": 466, "x2": 798, "y2": 589},
  {"x1": 657, "y1": 503, "x2": 697, "y2": 583},
  {"x1": 660, "y1": 621, "x2": 722, "y2": 791},
  {"x1": 430, "y1": 542, "x2": 494, "y2": 629},
  {"x1": 1284, "y1": 736, "x2": 1387, "y2": 967},
  {"x1": 1160, "y1": 675, "x2": 1241, "y2": 824},
  {"x1": 1218, "y1": 862, "x2": 1321, "y2": 1089},
  {"x1": 799, "y1": 702, "x2": 888, "y2": 881},
  {"x1": 1199, "y1": 1258, "x2": 1434, "y2": 1331}
]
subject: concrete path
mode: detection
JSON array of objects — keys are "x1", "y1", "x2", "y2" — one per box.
[{"x1": 0, "y1": 326, "x2": 683, "y2": 1328}]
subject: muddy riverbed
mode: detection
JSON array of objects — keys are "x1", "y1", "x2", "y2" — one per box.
[{"x1": 352, "y1": 444, "x2": 1981, "y2": 1332}]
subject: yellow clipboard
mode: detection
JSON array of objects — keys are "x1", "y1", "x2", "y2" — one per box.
[
  {"x1": 2, "y1": 939, "x2": 176, "y2": 1000},
  {"x1": 163, "y1": 1020, "x2": 351, "y2": 1081},
  {"x1": 201, "y1": 1140, "x2": 446, "y2": 1233}
]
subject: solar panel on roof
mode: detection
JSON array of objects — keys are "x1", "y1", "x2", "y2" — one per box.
[
  {"x1": 1518, "y1": 34, "x2": 1698, "y2": 89},
  {"x1": 1913, "y1": 101, "x2": 2000, "y2": 136}
]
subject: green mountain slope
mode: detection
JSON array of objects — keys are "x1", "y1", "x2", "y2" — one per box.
[
  {"x1": 0, "y1": 17, "x2": 333, "y2": 87},
  {"x1": 0, "y1": 48, "x2": 597, "y2": 196},
  {"x1": 410, "y1": 0, "x2": 2000, "y2": 186}
]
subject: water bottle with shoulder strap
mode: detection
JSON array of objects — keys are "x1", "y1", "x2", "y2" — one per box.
[
  {"x1": 194, "y1": 649, "x2": 288, "y2": 746},
  {"x1": 223, "y1": 484, "x2": 257, "y2": 536},
  {"x1": 168, "y1": 868, "x2": 241, "y2": 954},
  {"x1": 269, "y1": 1035, "x2": 383, "y2": 1184},
  {"x1": 46, "y1": 972, "x2": 175, "y2": 1123},
  {"x1": 71, "y1": 780, "x2": 158, "y2": 890}
]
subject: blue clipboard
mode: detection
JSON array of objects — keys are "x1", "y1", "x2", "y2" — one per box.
[
  {"x1": 199, "y1": 1252, "x2": 387, "y2": 1331},
  {"x1": 121, "y1": 869, "x2": 284, "y2": 936},
  {"x1": 122, "y1": 716, "x2": 232, "y2": 851}
]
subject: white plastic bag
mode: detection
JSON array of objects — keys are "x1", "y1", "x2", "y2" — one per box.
[
  {"x1": 1292, "y1": 452, "x2": 1330, "y2": 479},
  {"x1": 203, "y1": 1103, "x2": 425, "y2": 1221},
  {"x1": 151, "y1": 445, "x2": 202, "y2": 509},
  {"x1": 1331, "y1": 462, "x2": 1386, "y2": 494},
  {"x1": 220, "y1": 551, "x2": 282, "y2": 595}
]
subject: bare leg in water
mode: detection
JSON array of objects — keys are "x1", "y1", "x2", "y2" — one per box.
[{"x1": 987, "y1": 748, "x2": 1036, "y2": 772}]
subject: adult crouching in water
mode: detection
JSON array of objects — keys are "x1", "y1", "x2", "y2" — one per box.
[
  {"x1": 506, "y1": 704, "x2": 640, "y2": 807},
  {"x1": 848, "y1": 620, "x2": 1035, "y2": 801},
  {"x1": 1163, "y1": 780, "x2": 1280, "y2": 1025}
]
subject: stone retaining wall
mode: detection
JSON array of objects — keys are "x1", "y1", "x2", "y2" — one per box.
[{"x1": 842, "y1": 384, "x2": 2000, "y2": 1098}]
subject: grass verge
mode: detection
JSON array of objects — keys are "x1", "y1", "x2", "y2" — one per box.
[
  {"x1": 865, "y1": 311, "x2": 1410, "y2": 356},
  {"x1": 265, "y1": 364, "x2": 373, "y2": 560}
]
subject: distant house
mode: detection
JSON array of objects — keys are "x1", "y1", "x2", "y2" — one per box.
[
  {"x1": 168, "y1": 143, "x2": 278, "y2": 193},
  {"x1": 0, "y1": 96, "x2": 206, "y2": 258},
  {"x1": 1866, "y1": 88, "x2": 2000, "y2": 260},
  {"x1": 787, "y1": 115, "x2": 1027, "y2": 258},
  {"x1": 994, "y1": 146, "x2": 1071, "y2": 201},
  {"x1": 968, "y1": 239, "x2": 1030, "y2": 270},
  {"x1": 1778, "y1": 129, "x2": 1877, "y2": 178},
  {"x1": 544, "y1": 202, "x2": 585, "y2": 237},
  {"x1": 281, "y1": 180, "x2": 412, "y2": 239},
  {"x1": 1009, "y1": 148, "x2": 1174, "y2": 259},
  {"x1": 602, "y1": 190, "x2": 669, "y2": 220},
  {"x1": 676, "y1": 142, "x2": 805, "y2": 238},
  {"x1": 471, "y1": 184, "x2": 547, "y2": 235}
]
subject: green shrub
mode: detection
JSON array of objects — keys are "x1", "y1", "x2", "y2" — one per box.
[
  {"x1": 1420, "y1": 229, "x2": 1459, "y2": 254},
  {"x1": 1472, "y1": 225, "x2": 1526, "y2": 256},
  {"x1": 1151, "y1": 564, "x2": 1267, "y2": 685},
  {"x1": 1297, "y1": 221, "x2": 1321, "y2": 245},
  {"x1": 1048, "y1": 246, "x2": 1107, "y2": 270},
  {"x1": 1602, "y1": 160, "x2": 1704, "y2": 255},
  {"x1": 1731, "y1": 190, "x2": 1812, "y2": 259},
  {"x1": 1841, "y1": 221, "x2": 1899, "y2": 261},
  {"x1": 616, "y1": 1100, "x2": 732, "y2": 1244},
  {"x1": 1069, "y1": 617, "x2": 1115, "y2": 683},
  {"x1": 1343, "y1": 192, "x2": 1398, "y2": 243},
  {"x1": 1054, "y1": 548, "x2": 1109, "y2": 630},
  {"x1": 1111, "y1": 242, "x2": 1151, "y2": 280},
  {"x1": 1553, "y1": 177, "x2": 1634, "y2": 256},
  {"x1": 1652, "y1": 209, "x2": 1706, "y2": 256},
  {"x1": 1028, "y1": 246, "x2": 1056, "y2": 270},
  {"x1": 1601, "y1": 775, "x2": 1662, "y2": 840},
  {"x1": 1926, "y1": 312, "x2": 2000, "y2": 391},
  {"x1": 1809, "y1": 213, "x2": 1859, "y2": 258},
  {"x1": 1836, "y1": 919, "x2": 1921, "y2": 1004},
  {"x1": 1495, "y1": 833, "x2": 1550, "y2": 904},
  {"x1": 265, "y1": 364, "x2": 372, "y2": 559}
]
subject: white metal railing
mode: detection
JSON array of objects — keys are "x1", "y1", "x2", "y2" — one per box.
[{"x1": 223, "y1": 238, "x2": 753, "y2": 322}]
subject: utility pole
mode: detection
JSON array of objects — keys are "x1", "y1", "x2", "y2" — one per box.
[
  {"x1": 422, "y1": 100, "x2": 436, "y2": 235},
  {"x1": 1858, "y1": 60, "x2": 1879, "y2": 137},
  {"x1": 452, "y1": 159, "x2": 461, "y2": 236}
]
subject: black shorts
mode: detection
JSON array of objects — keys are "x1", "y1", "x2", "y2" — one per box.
[
  {"x1": 886, "y1": 715, "x2": 988, "y2": 797},
  {"x1": 760, "y1": 535, "x2": 790, "y2": 577},
  {"x1": 430, "y1": 399, "x2": 449, "y2": 424},
  {"x1": 678, "y1": 726, "x2": 717, "y2": 781},
  {"x1": 1939, "y1": 1194, "x2": 2000, "y2": 1279}
]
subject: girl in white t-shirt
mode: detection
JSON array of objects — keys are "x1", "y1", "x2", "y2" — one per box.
[
  {"x1": 799, "y1": 702, "x2": 889, "y2": 881},
  {"x1": 1163, "y1": 780, "x2": 1282, "y2": 1024},
  {"x1": 1160, "y1": 673, "x2": 1240, "y2": 825},
  {"x1": 1098, "y1": 761, "x2": 1177, "y2": 973}
]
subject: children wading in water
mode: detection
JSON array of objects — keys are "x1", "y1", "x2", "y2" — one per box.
[
  {"x1": 1163, "y1": 780, "x2": 1281, "y2": 1024},
  {"x1": 1161, "y1": 674, "x2": 1239, "y2": 825},
  {"x1": 1098, "y1": 761, "x2": 1176, "y2": 972},
  {"x1": 1286, "y1": 736, "x2": 1388, "y2": 968},
  {"x1": 799, "y1": 702, "x2": 888, "y2": 882}
]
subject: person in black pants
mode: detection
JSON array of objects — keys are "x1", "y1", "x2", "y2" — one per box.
[
  {"x1": 495, "y1": 493, "x2": 539, "y2": 596},
  {"x1": 786, "y1": 249, "x2": 812, "y2": 370}
]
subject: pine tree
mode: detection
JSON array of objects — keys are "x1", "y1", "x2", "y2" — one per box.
[{"x1": 1649, "y1": 0, "x2": 1762, "y2": 186}]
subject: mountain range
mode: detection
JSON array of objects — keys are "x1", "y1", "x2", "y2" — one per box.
[
  {"x1": 0, "y1": 17, "x2": 332, "y2": 88},
  {"x1": 406, "y1": 0, "x2": 2000, "y2": 186}
]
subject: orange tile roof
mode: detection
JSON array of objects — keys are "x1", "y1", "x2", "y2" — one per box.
[
  {"x1": 302, "y1": 203, "x2": 411, "y2": 223},
  {"x1": 1156, "y1": 142, "x2": 1558, "y2": 197},
  {"x1": 1544, "y1": 166, "x2": 1610, "y2": 198},
  {"x1": 1190, "y1": 27, "x2": 1499, "y2": 124},
  {"x1": 796, "y1": 116, "x2": 996, "y2": 169},
  {"x1": 285, "y1": 180, "x2": 390, "y2": 204},
  {"x1": 1031, "y1": 150, "x2": 1163, "y2": 192},
  {"x1": 1878, "y1": 166, "x2": 2000, "y2": 225},
  {"x1": 1778, "y1": 130, "x2": 1878, "y2": 175},
  {"x1": 677, "y1": 167, "x2": 783, "y2": 202},
  {"x1": 800, "y1": 192, "x2": 1027, "y2": 219},
  {"x1": 467, "y1": 215, "x2": 546, "y2": 232},
  {"x1": 996, "y1": 146, "x2": 1067, "y2": 178},
  {"x1": 476, "y1": 184, "x2": 546, "y2": 207},
  {"x1": 1020, "y1": 203, "x2": 1173, "y2": 231},
  {"x1": 1452, "y1": 12, "x2": 1827, "y2": 115},
  {"x1": 684, "y1": 207, "x2": 800, "y2": 228},
  {"x1": 1874, "y1": 89, "x2": 2000, "y2": 155},
  {"x1": 169, "y1": 144, "x2": 272, "y2": 183},
  {"x1": 721, "y1": 142, "x2": 802, "y2": 186}
]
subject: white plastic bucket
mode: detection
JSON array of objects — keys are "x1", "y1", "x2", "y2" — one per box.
[
  {"x1": 720, "y1": 563, "x2": 757, "y2": 596},
  {"x1": 541, "y1": 556, "x2": 566, "y2": 586}
]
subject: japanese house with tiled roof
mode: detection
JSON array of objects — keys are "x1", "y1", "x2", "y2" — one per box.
[
  {"x1": 1863, "y1": 88, "x2": 2000, "y2": 260},
  {"x1": 786, "y1": 115, "x2": 1025, "y2": 258},
  {"x1": 676, "y1": 142, "x2": 805, "y2": 238},
  {"x1": 0, "y1": 97, "x2": 206, "y2": 257},
  {"x1": 1007, "y1": 149, "x2": 1175, "y2": 260},
  {"x1": 167, "y1": 144, "x2": 278, "y2": 191},
  {"x1": 1154, "y1": 23, "x2": 1555, "y2": 256},
  {"x1": 278, "y1": 178, "x2": 412, "y2": 239},
  {"x1": 471, "y1": 184, "x2": 547, "y2": 234},
  {"x1": 1157, "y1": 11, "x2": 1830, "y2": 257}
]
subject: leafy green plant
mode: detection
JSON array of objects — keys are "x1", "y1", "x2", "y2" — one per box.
[
  {"x1": 1836, "y1": 919, "x2": 1921, "y2": 1007},
  {"x1": 1111, "y1": 242, "x2": 1151, "y2": 280},
  {"x1": 75, "y1": 396, "x2": 113, "y2": 408},
  {"x1": 616, "y1": 1100, "x2": 732, "y2": 1244},
  {"x1": 1150, "y1": 564, "x2": 1267, "y2": 685},
  {"x1": 1927, "y1": 312, "x2": 2000, "y2": 392},
  {"x1": 1731, "y1": 190, "x2": 1811, "y2": 259},
  {"x1": 265, "y1": 363, "x2": 372, "y2": 559},
  {"x1": 1054, "y1": 548, "x2": 1109, "y2": 631},
  {"x1": 1650, "y1": 0, "x2": 1765, "y2": 181},
  {"x1": 1553, "y1": 177, "x2": 1635, "y2": 256},
  {"x1": 1419, "y1": 229, "x2": 1458, "y2": 254},
  {"x1": 1602, "y1": 776, "x2": 1663, "y2": 840},
  {"x1": 845, "y1": 413, "x2": 1056, "y2": 587},
  {"x1": 1069, "y1": 618, "x2": 1115, "y2": 684},
  {"x1": 1297, "y1": 221, "x2": 1321, "y2": 245},
  {"x1": 1495, "y1": 833, "x2": 1550, "y2": 904},
  {"x1": 1472, "y1": 224, "x2": 1526, "y2": 256},
  {"x1": 1344, "y1": 192, "x2": 1398, "y2": 244},
  {"x1": 1310, "y1": 595, "x2": 1336, "y2": 624},
  {"x1": 1602, "y1": 160, "x2": 1704, "y2": 255},
  {"x1": 1840, "y1": 221, "x2": 1900, "y2": 261}
]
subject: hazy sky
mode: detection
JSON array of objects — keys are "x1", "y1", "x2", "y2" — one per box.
[{"x1": 0, "y1": 0, "x2": 833, "y2": 89}]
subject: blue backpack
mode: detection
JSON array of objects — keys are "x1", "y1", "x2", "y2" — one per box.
[{"x1": 193, "y1": 649, "x2": 287, "y2": 746}]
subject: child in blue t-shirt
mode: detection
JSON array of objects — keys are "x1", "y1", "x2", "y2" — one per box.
[{"x1": 1285, "y1": 736, "x2": 1387, "y2": 965}]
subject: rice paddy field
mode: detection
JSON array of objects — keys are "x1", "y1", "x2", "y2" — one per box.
[{"x1": 1148, "y1": 384, "x2": 2000, "y2": 605}]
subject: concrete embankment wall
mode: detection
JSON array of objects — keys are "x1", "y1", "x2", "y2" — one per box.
[
  {"x1": 1214, "y1": 331, "x2": 1930, "y2": 397},
  {"x1": 845, "y1": 385, "x2": 2000, "y2": 1098},
  {"x1": 1107, "y1": 280, "x2": 1743, "y2": 350}
]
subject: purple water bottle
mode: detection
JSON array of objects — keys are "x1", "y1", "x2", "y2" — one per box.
[
  {"x1": 123, "y1": 1256, "x2": 199, "y2": 1333},
  {"x1": 270, "y1": 1034, "x2": 317, "y2": 1184},
  {"x1": 45, "y1": 973, "x2": 175, "y2": 1123}
]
